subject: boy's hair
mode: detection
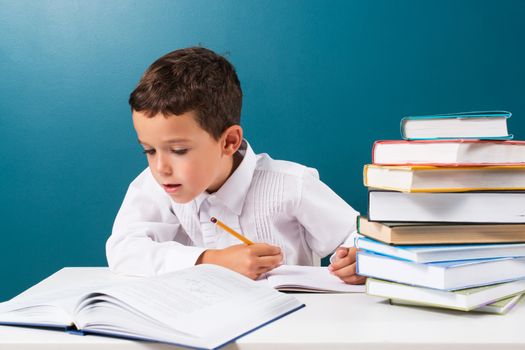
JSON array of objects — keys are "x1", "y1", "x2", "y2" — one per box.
[{"x1": 129, "y1": 47, "x2": 242, "y2": 140}]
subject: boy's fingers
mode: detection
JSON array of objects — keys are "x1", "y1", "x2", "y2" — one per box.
[
  {"x1": 331, "y1": 262, "x2": 356, "y2": 278},
  {"x1": 339, "y1": 274, "x2": 367, "y2": 285},
  {"x1": 330, "y1": 263, "x2": 367, "y2": 284},
  {"x1": 251, "y1": 243, "x2": 281, "y2": 256},
  {"x1": 329, "y1": 253, "x2": 356, "y2": 271},
  {"x1": 336, "y1": 247, "x2": 349, "y2": 259},
  {"x1": 257, "y1": 254, "x2": 283, "y2": 268}
]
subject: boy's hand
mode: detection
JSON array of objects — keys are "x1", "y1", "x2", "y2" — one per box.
[
  {"x1": 196, "y1": 243, "x2": 283, "y2": 280},
  {"x1": 328, "y1": 247, "x2": 367, "y2": 285}
]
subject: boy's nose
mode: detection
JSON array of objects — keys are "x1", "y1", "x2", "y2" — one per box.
[{"x1": 155, "y1": 155, "x2": 173, "y2": 175}]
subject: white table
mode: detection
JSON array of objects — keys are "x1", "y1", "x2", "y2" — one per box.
[{"x1": 1, "y1": 267, "x2": 524, "y2": 349}]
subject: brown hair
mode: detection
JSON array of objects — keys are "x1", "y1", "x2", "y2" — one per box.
[{"x1": 129, "y1": 47, "x2": 242, "y2": 140}]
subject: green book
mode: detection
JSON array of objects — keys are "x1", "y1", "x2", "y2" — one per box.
[
  {"x1": 366, "y1": 277, "x2": 525, "y2": 311},
  {"x1": 390, "y1": 293, "x2": 522, "y2": 315}
]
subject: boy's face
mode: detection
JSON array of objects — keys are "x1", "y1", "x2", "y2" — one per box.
[{"x1": 133, "y1": 110, "x2": 234, "y2": 203}]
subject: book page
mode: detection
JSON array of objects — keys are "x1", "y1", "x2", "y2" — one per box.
[
  {"x1": 73, "y1": 264, "x2": 302, "y2": 347},
  {"x1": 261, "y1": 265, "x2": 366, "y2": 292},
  {"x1": 0, "y1": 280, "x2": 118, "y2": 326}
]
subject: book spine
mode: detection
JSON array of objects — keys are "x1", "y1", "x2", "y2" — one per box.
[
  {"x1": 400, "y1": 118, "x2": 408, "y2": 140},
  {"x1": 371, "y1": 141, "x2": 378, "y2": 163},
  {"x1": 66, "y1": 325, "x2": 85, "y2": 336}
]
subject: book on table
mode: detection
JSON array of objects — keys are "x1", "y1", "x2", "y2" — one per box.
[
  {"x1": 371, "y1": 140, "x2": 525, "y2": 166},
  {"x1": 389, "y1": 293, "x2": 522, "y2": 314},
  {"x1": 260, "y1": 265, "x2": 365, "y2": 293},
  {"x1": 0, "y1": 264, "x2": 304, "y2": 350},
  {"x1": 355, "y1": 235, "x2": 525, "y2": 263},
  {"x1": 357, "y1": 216, "x2": 525, "y2": 245},
  {"x1": 400, "y1": 110, "x2": 512, "y2": 140},
  {"x1": 363, "y1": 164, "x2": 525, "y2": 192},
  {"x1": 366, "y1": 277, "x2": 525, "y2": 312},
  {"x1": 356, "y1": 250, "x2": 525, "y2": 290},
  {"x1": 368, "y1": 190, "x2": 525, "y2": 223}
]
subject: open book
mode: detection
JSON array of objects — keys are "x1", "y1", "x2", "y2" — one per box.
[
  {"x1": 260, "y1": 265, "x2": 365, "y2": 292},
  {"x1": 0, "y1": 265, "x2": 304, "y2": 350}
]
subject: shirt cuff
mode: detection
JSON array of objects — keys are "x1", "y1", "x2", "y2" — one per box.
[
  {"x1": 329, "y1": 230, "x2": 359, "y2": 264},
  {"x1": 158, "y1": 245, "x2": 208, "y2": 274}
]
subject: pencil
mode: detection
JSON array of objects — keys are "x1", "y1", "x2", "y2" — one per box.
[{"x1": 210, "y1": 217, "x2": 254, "y2": 245}]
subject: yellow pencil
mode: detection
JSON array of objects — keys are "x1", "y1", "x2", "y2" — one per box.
[{"x1": 210, "y1": 217, "x2": 254, "y2": 245}]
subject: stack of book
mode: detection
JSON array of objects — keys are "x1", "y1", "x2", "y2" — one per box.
[{"x1": 357, "y1": 111, "x2": 525, "y2": 314}]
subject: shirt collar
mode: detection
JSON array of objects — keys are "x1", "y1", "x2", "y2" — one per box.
[
  {"x1": 195, "y1": 139, "x2": 256, "y2": 216},
  {"x1": 194, "y1": 191, "x2": 210, "y2": 212}
]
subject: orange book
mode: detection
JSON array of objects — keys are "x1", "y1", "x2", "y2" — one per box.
[{"x1": 357, "y1": 216, "x2": 525, "y2": 245}]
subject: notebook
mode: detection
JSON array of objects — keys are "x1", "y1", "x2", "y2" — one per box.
[
  {"x1": 260, "y1": 265, "x2": 365, "y2": 293},
  {"x1": 0, "y1": 265, "x2": 304, "y2": 350}
]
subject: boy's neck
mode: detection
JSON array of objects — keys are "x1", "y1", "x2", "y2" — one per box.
[
  {"x1": 231, "y1": 151, "x2": 243, "y2": 177},
  {"x1": 207, "y1": 151, "x2": 243, "y2": 194}
]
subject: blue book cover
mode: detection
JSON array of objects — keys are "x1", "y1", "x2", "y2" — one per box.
[
  {"x1": 356, "y1": 250, "x2": 525, "y2": 290},
  {"x1": 355, "y1": 235, "x2": 525, "y2": 263}
]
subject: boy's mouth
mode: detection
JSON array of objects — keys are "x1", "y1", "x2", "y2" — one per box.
[{"x1": 162, "y1": 184, "x2": 181, "y2": 194}]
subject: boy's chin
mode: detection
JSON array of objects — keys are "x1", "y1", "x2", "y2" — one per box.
[
  {"x1": 168, "y1": 195, "x2": 194, "y2": 204},
  {"x1": 166, "y1": 191, "x2": 199, "y2": 204}
]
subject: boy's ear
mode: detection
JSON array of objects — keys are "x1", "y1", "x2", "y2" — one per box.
[{"x1": 221, "y1": 125, "x2": 243, "y2": 156}]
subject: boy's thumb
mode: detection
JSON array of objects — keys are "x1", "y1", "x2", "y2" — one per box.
[{"x1": 337, "y1": 247, "x2": 348, "y2": 259}]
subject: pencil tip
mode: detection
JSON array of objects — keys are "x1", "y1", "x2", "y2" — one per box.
[{"x1": 210, "y1": 217, "x2": 217, "y2": 223}]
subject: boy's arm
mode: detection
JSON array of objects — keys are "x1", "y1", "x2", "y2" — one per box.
[
  {"x1": 106, "y1": 169, "x2": 206, "y2": 276},
  {"x1": 292, "y1": 168, "x2": 364, "y2": 284},
  {"x1": 293, "y1": 167, "x2": 360, "y2": 259}
]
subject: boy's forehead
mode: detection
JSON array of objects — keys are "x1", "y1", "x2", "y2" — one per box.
[{"x1": 132, "y1": 110, "x2": 208, "y2": 144}]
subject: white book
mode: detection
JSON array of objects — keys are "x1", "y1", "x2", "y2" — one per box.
[
  {"x1": 367, "y1": 278, "x2": 525, "y2": 312},
  {"x1": 260, "y1": 265, "x2": 365, "y2": 293},
  {"x1": 356, "y1": 236, "x2": 525, "y2": 263},
  {"x1": 0, "y1": 265, "x2": 304, "y2": 349},
  {"x1": 356, "y1": 251, "x2": 525, "y2": 290},
  {"x1": 368, "y1": 190, "x2": 525, "y2": 223},
  {"x1": 372, "y1": 140, "x2": 525, "y2": 165},
  {"x1": 363, "y1": 164, "x2": 525, "y2": 192},
  {"x1": 400, "y1": 111, "x2": 511, "y2": 140},
  {"x1": 390, "y1": 293, "x2": 522, "y2": 314}
]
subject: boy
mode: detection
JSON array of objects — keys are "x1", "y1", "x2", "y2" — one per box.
[{"x1": 106, "y1": 47, "x2": 365, "y2": 284}]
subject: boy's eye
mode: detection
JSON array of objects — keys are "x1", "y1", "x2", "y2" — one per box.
[
  {"x1": 142, "y1": 149, "x2": 155, "y2": 155},
  {"x1": 172, "y1": 149, "x2": 188, "y2": 155}
]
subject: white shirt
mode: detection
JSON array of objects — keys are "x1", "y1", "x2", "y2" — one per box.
[{"x1": 106, "y1": 140, "x2": 359, "y2": 276}]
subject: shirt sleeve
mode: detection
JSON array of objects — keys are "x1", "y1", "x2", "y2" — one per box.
[
  {"x1": 328, "y1": 230, "x2": 359, "y2": 264},
  {"x1": 293, "y1": 167, "x2": 360, "y2": 259},
  {"x1": 106, "y1": 169, "x2": 206, "y2": 276}
]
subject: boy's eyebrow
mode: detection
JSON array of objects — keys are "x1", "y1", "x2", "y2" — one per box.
[
  {"x1": 165, "y1": 138, "x2": 192, "y2": 143},
  {"x1": 137, "y1": 138, "x2": 191, "y2": 146}
]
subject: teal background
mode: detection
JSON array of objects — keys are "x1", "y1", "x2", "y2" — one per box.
[{"x1": 1, "y1": 0, "x2": 524, "y2": 300}]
